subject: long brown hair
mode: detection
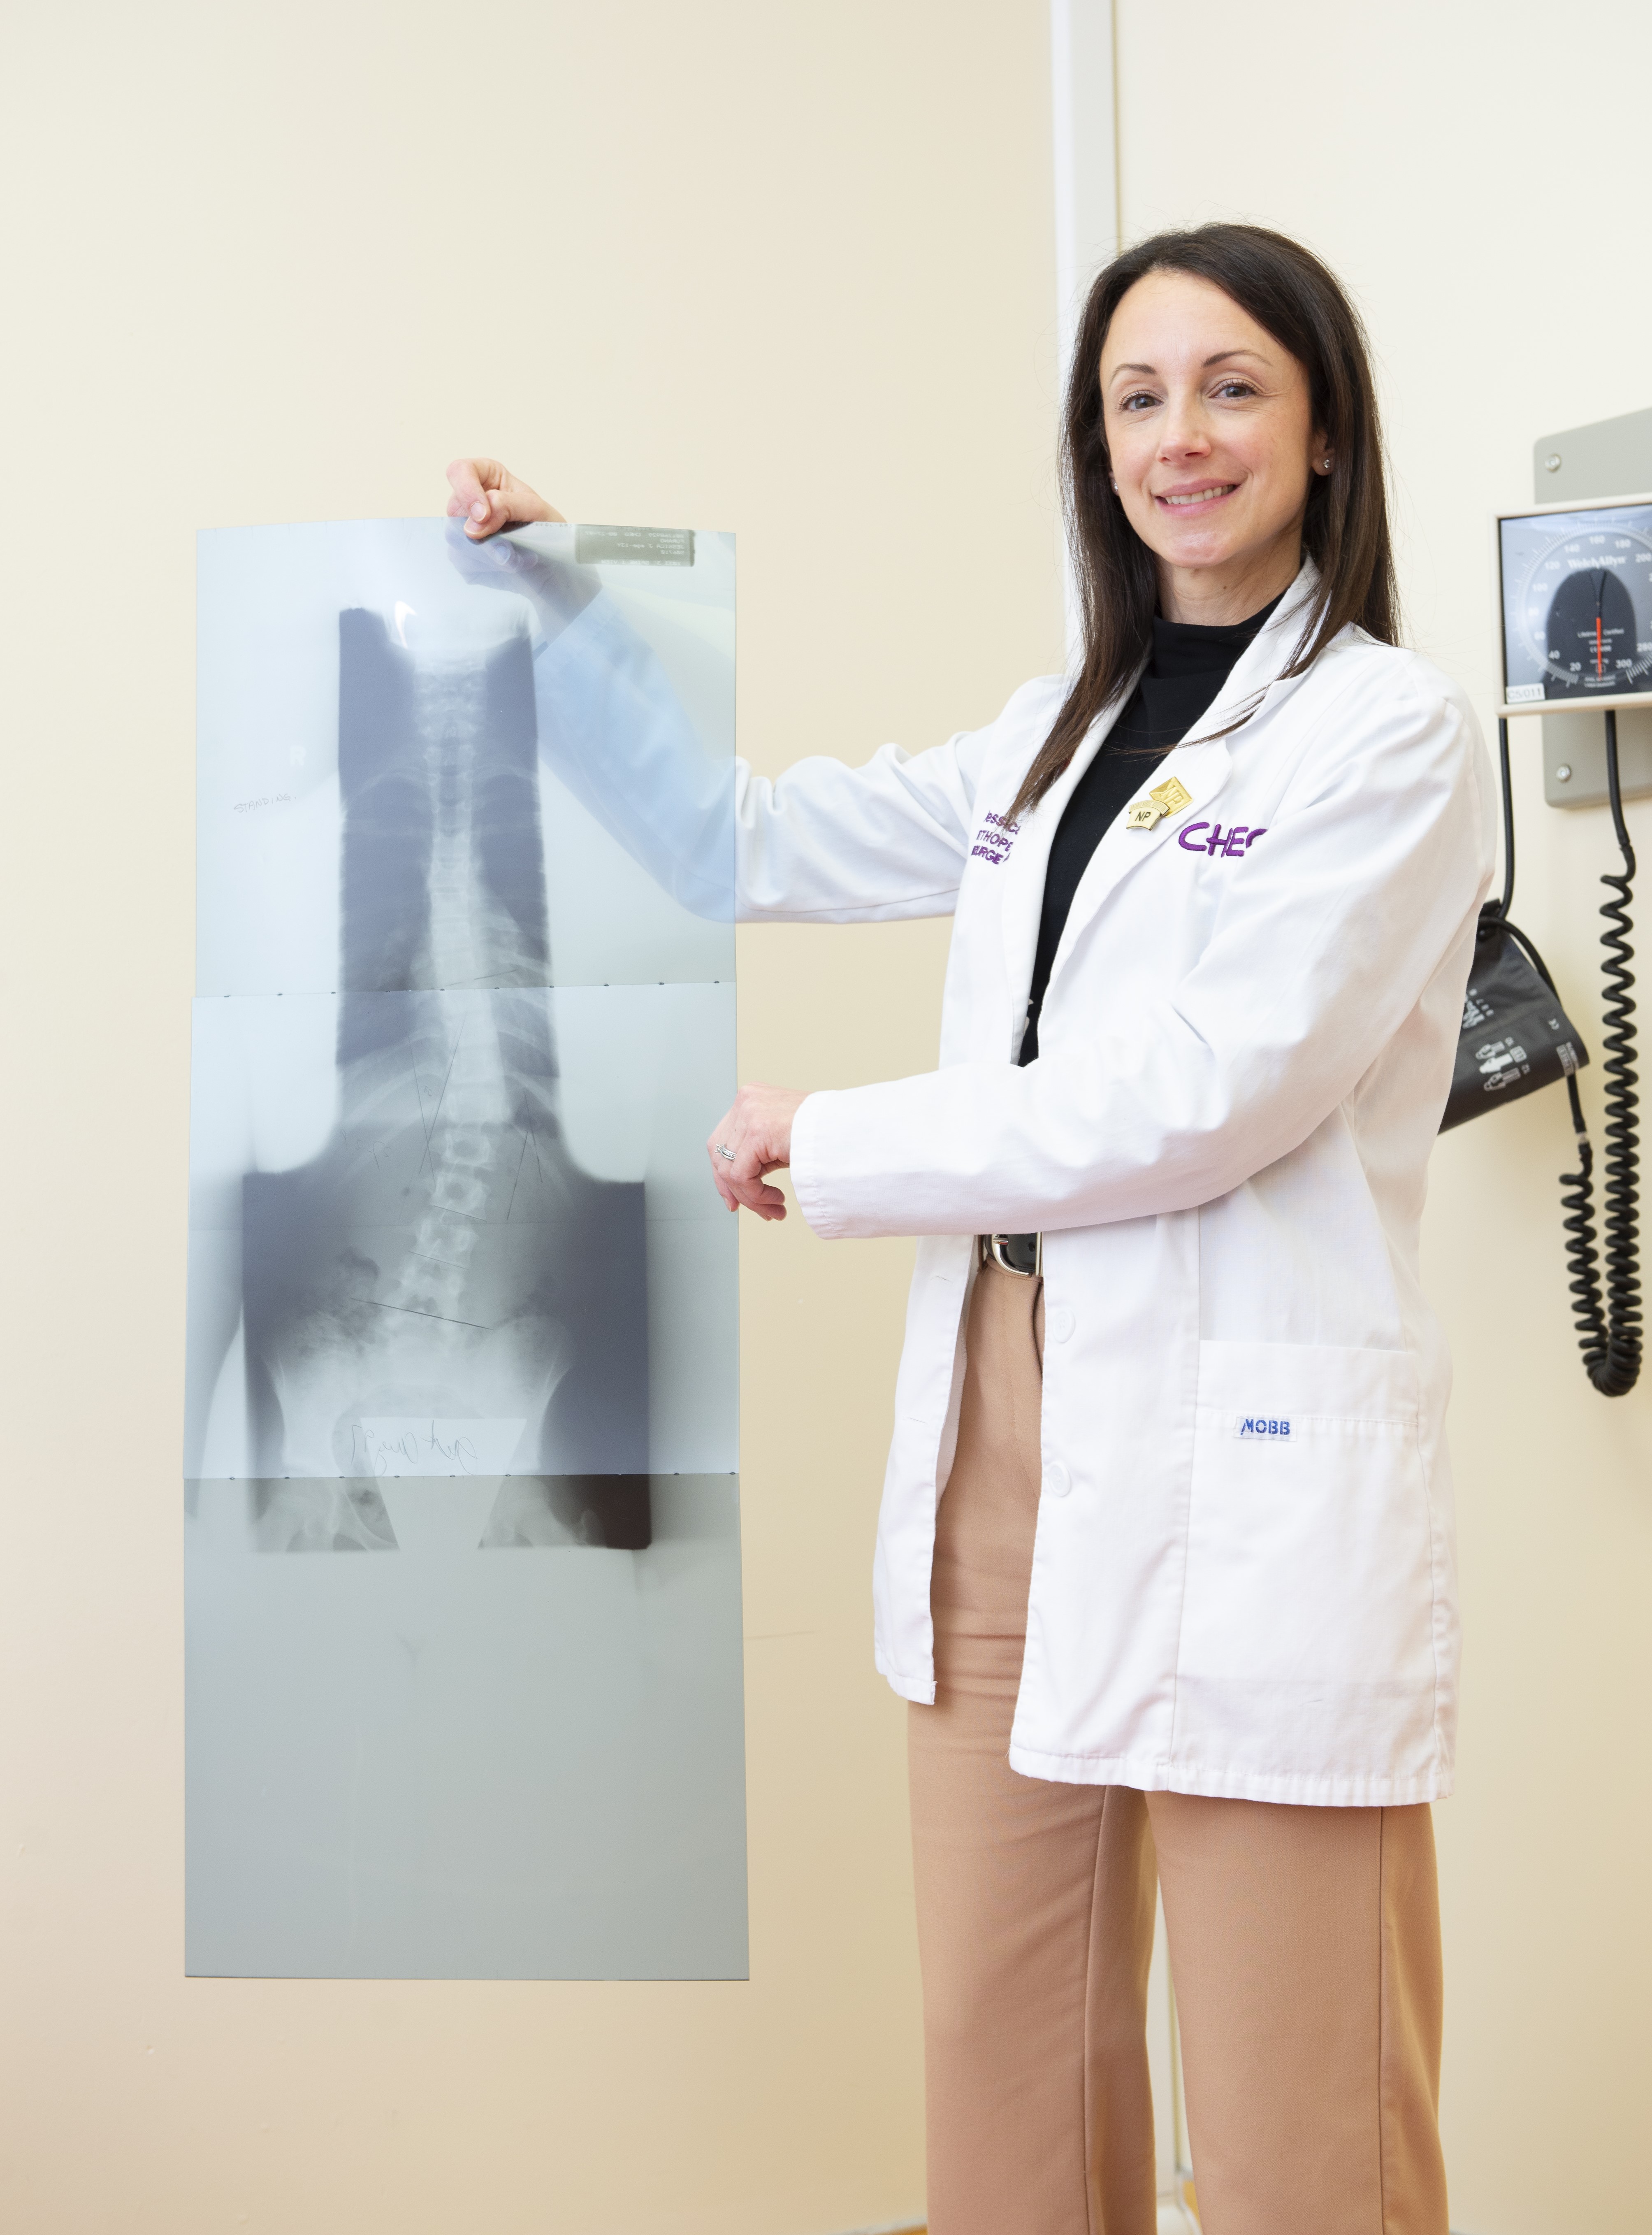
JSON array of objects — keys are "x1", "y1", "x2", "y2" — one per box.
[{"x1": 1008, "y1": 223, "x2": 1398, "y2": 822}]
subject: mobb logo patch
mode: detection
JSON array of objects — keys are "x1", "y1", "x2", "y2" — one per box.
[{"x1": 1233, "y1": 1413, "x2": 1292, "y2": 1442}]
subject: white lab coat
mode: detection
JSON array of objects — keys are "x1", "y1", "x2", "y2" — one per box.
[{"x1": 734, "y1": 565, "x2": 1495, "y2": 1806}]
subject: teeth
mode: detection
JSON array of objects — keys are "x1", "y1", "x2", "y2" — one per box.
[{"x1": 1161, "y1": 486, "x2": 1234, "y2": 506}]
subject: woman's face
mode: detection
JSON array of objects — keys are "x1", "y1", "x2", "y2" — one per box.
[{"x1": 1099, "y1": 270, "x2": 1327, "y2": 612}]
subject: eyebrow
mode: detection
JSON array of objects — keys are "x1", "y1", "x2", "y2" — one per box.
[{"x1": 1108, "y1": 348, "x2": 1267, "y2": 379}]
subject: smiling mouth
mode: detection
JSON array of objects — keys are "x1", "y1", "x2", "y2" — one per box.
[{"x1": 1156, "y1": 484, "x2": 1237, "y2": 509}]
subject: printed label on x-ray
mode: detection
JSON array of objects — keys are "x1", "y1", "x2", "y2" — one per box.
[
  {"x1": 573, "y1": 524, "x2": 695, "y2": 567},
  {"x1": 355, "y1": 1417, "x2": 528, "y2": 1477}
]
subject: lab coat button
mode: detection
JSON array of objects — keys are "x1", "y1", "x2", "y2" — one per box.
[
  {"x1": 1048, "y1": 1306, "x2": 1074, "y2": 1342},
  {"x1": 1043, "y1": 1461, "x2": 1071, "y2": 1499}
]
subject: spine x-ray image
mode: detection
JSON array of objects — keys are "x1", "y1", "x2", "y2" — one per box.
[{"x1": 186, "y1": 517, "x2": 744, "y2": 1980}]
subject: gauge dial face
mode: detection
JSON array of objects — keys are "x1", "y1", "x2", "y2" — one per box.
[{"x1": 1499, "y1": 502, "x2": 1652, "y2": 706}]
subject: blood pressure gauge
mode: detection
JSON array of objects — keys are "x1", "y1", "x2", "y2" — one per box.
[{"x1": 1496, "y1": 493, "x2": 1652, "y2": 716}]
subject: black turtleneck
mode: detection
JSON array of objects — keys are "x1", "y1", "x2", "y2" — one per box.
[{"x1": 1018, "y1": 596, "x2": 1281, "y2": 1064}]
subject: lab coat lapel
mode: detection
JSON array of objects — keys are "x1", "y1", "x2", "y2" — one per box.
[
  {"x1": 997, "y1": 684, "x2": 1135, "y2": 1033},
  {"x1": 1039, "y1": 563, "x2": 1321, "y2": 999}
]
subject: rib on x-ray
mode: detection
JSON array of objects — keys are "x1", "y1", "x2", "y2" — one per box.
[{"x1": 186, "y1": 518, "x2": 745, "y2": 1980}]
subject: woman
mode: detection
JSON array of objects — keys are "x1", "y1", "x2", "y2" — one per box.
[{"x1": 450, "y1": 223, "x2": 1491, "y2": 2235}]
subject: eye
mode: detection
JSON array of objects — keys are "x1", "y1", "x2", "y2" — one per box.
[
  {"x1": 1212, "y1": 378, "x2": 1259, "y2": 401},
  {"x1": 1118, "y1": 390, "x2": 1158, "y2": 413}
]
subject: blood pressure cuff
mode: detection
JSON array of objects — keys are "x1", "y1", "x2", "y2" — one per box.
[{"x1": 1441, "y1": 906, "x2": 1588, "y2": 1131}]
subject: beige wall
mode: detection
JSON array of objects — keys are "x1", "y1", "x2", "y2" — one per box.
[
  {"x1": 0, "y1": 5, "x2": 1060, "y2": 2231},
  {"x1": 1114, "y1": 3, "x2": 1652, "y2": 2226},
  {"x1": 6, "y1": 4, "x2": 1647, "y2": 2229}
]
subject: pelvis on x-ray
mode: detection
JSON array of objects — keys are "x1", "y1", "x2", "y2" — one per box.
[{"x1": 238, "y1": 611, "x2": 650, "y2": 1551}]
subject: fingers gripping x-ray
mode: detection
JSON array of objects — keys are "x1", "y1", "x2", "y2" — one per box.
[{"x1": 185, "y1": 517, "x2": 745, "y2": 1980}]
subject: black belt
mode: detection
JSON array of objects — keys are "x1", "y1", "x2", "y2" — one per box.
[{"x1": 979, "y1": 1231, "x2": 1042, "y2": 1277}]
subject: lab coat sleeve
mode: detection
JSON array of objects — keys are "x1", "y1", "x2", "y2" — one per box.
[
  {"x1": 504, "y1": 538, "x2": 1013, "y2": 923},
  {"x1": 789, "y1": 664, "x2": 1494, "y2": 1238},
  {"x1": 530, "y1": 590, "x2": 738, "y2": 920},
  {"x1": 729, "y1": 727, "x2": 997, "y2": 922}
]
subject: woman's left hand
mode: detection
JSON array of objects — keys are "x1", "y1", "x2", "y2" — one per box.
[{"x1": 707, "y1": 1085, "x2": 808, "y2": 1220}]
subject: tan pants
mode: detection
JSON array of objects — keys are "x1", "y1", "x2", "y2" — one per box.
[{"x1": 908, "y1": 1265, "x2": 1449, "y2": 2235}]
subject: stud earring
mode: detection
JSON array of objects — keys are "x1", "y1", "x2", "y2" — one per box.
[{"x1": 1321, "y1": 455, "x2": 1333, "y2": 471}]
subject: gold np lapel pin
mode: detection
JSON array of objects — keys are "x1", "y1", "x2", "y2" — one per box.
[{"x1": 1125, "y1": 774, "x2": 1193, "y2": 831}]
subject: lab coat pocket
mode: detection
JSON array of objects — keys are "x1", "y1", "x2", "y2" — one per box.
[{"x1": 1171, "y1": 1340, "x2": 1440, "y2": 1794}]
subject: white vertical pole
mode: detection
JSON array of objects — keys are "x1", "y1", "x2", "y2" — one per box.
[{"x1": 1049, "y1": 0, "x2": 1120, "y2": 663}]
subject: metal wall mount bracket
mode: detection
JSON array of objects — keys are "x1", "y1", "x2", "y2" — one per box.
[{"x1": 1543, "y1": 706, "x2": 1652, "y2": 811}]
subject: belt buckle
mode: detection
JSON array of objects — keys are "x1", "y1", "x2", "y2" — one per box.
[{"x1": 981, "y1": 1231, "x2": 1042, "y2": 1278}]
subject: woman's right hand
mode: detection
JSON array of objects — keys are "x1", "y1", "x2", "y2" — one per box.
[{"x1": 445, "y1": 458, "x2": 564, "y2": 541}]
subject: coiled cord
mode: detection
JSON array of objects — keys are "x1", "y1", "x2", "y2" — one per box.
[
  {"x1": 1560, "y1": 710, "x2": 1641, "y2": 1395},
  {"x1": 1559, "y1": 1072, "x2": 1605, "y2": 1359}
]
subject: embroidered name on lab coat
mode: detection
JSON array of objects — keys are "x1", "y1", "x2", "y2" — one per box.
[
  {"x1": 970, "y1": 810, "x2": 1019, "y2": 866},
  {"x1": 1234, "y1": 1414, "x2": 1292, "y2": 1440},
  {"x1": 1179, "y1": 822, "x2": 1267, "y2": 857}
]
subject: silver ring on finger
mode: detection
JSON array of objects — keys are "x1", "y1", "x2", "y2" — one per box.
[{"x1": 715, "y1": 1143, "x2": 737, "y2": 1160}]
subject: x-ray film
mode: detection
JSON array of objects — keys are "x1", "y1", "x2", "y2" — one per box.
[
  {"x1": 185, "y1": 517, "x2": 745, "y2": 1979},
  {"x1": 197, "y1": 517, "x2": 736, "y2": 994}
]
